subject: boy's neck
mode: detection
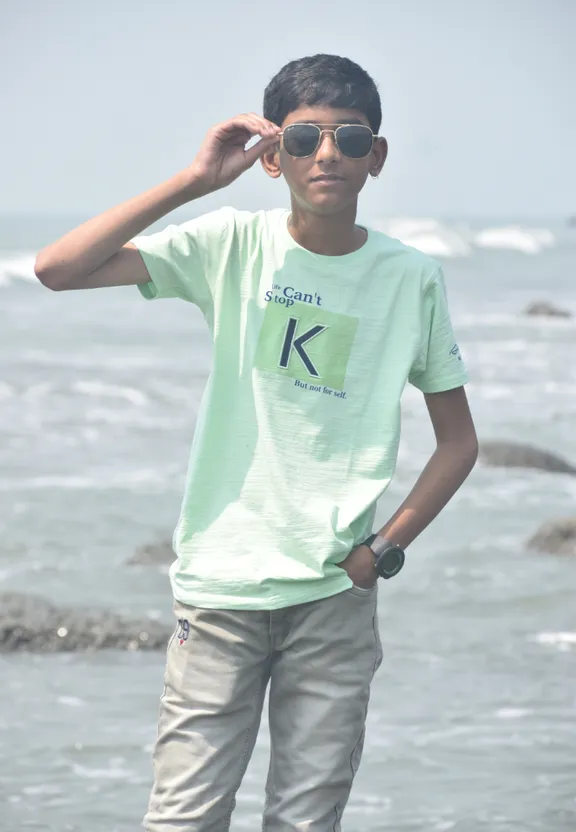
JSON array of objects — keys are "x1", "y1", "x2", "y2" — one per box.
[{"x1": 287, "y1": 202, "x2": 367, "y2": 256}]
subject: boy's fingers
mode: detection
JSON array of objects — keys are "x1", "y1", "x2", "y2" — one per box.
[
  {"x1": 243, "y1": 117, "x2": 278, "y2": 140},
  {"x1": 220, "y1": 114, "x2": 279, "y2": 139},
  {"x1": 216, "y1": 117, "x2": 255, "y2": 138},
  {"x1": 250, "y1": 113, "x2": 280, "y2": 136}
]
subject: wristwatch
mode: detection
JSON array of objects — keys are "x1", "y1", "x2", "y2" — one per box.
[{"x1": 361, "y1": 534, "x2": 405, "y2": 580}]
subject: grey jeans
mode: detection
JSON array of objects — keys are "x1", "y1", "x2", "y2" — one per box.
[{"x1": 144, "y1": 584, "x2": 383, "y2": 831}]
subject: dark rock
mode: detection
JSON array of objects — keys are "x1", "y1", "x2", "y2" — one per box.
[
  {"x1": 126, "y1": 539, "x2": 175, "y2": 566},
  {"x1": 0, "y1": 593, "x2": 172, "y2": 653},
  {"x1": 526, "y1": 518, "x2": 576, "y2": 555},
  {"x1": 523, "y1": 301, "x2": 572, "y2": 318},
  {"x1": 478, "y1": 441, "x2": 576, "y2": 475}
]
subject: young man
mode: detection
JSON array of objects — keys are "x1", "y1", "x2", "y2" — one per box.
[{"x1": 36, "y1": 54, "x2": 477, "y2": 831}]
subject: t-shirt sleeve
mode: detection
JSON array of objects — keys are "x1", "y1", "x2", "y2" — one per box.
[
  {"x1": 131, "y1": 207, "x2": 234, "y2": 317},
  {"x1": 409, "y1": 266, "x2": 469, "y2": 393}
]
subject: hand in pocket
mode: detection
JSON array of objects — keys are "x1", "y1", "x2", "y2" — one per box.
[{"x1": 339, "y1": 545, "x2": 377, "y2": 589}]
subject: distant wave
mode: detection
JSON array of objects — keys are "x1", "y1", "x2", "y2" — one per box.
[
  {"x1": 0, "y1": 252, "x2": 37, "y2": 286},
  {"x1": 474, "y1": 226, "x2": 555, "y2": 254},
  {"x1": 0, "y1": 221, "x2": 561, "y2": 286},
  {"x1": 0, "y1": 379, "x2": 150, "y2": 405},
  {"x1": 377, "y1": 219, "x2": 472, "y2": 257},
  {"x1": 531, "y1": 632, "x2": 576, "y2": 652},
  {"x1": 73, "y1": 380, "x2": 149, "y2": 406},
  {"x1": 0, "y1": 468, "x2": 180, "y2": 492},
  {"x1": 374, "y1": 219, "x2": 557, "y2": 258}
]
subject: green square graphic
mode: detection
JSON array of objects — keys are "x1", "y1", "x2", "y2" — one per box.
[{"x1": 254, "y1": 301, "x2": 359, "y2": 390}]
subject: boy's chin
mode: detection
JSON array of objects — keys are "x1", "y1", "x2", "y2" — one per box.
[{"x1": 296, "y1": 191, "x2": 359, "y2": 215}]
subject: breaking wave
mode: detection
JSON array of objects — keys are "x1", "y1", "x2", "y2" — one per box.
[
  {"x1": 0, "y1": 219, "x2": 566, "y2": 286},
  {"x1": 0, "y1": 252, "x2": 37, "y2": 286},
  {"x1": 374, "y1": 219, "x2": 559, "y2": 258}
]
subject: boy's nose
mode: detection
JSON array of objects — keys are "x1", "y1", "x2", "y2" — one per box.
[{"x1": 315, "y1": 131, "x2": 340, "y2": 162}]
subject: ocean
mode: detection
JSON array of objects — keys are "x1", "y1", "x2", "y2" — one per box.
[{"x1": 1, "y1": 213, "x2": 576, "y2": 831}]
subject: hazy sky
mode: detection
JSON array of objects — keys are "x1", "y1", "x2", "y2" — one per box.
[{"x1": 1, "y1": 0, "x2": 574, "y2": 219}]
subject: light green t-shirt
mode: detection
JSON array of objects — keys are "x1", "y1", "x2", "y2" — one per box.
[{"x1": 134, "y1": 207, "x2": 468, "y2": 610}]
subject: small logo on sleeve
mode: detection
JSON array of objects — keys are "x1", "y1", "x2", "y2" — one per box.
[{"x1": 450, "y1": 344, "x2": 462, "y2": 361}]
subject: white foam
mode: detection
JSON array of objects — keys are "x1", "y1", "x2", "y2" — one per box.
[
  {"x1": 0, "y1": 220, "x2": 560, "y2": 286},
  {"x1": 374, "y1": 219, "x2": 558, "y2": 258},
  {"x1": 22, "y1": 784, "x2": 63, "y2": 796},
  {"x1": 0, "y1": 252, "x2": 37, "y2": 287},
  {"x1": 57, "y1": 696, "x2": 85, "y2": 707},
  {"x1": 73, "y1": 380, "x2": 149, "y2": 406},
  {"x1": 495, "y1": 707, "x2": 533, "y2": 719},
  {"x1": 83, "y1": 407, "x2": 181, "y2": 428},
  {"x1": 71, "y1": 760, "x2": 134, "y2": 780},
  {"x1": 532, "y1": 632, "x2": 576, "y2": 651},
  {"x1": 21, "y1": 348, "x2": 170, "y2": 371},
  {"x1": 474, "y1": 226, "x2": 555, "y2": 254},
  {"x1": 376, "y1": 218, "x2": 472, "y2": 258},
  {"x1": 0, "y1": 468, "x2": 174, "y2": 491}
]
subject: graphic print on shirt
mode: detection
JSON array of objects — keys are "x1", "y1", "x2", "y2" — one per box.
[{"x1": 254, "y1": 282, "x2": 359, "y2": 392}]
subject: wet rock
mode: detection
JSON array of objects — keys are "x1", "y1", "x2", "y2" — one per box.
[
  {"x1": 526, "y1": 518, "x2": 576, "y2": 555},
  {"x1": 0, "y1": 593, "x2": 172, "y2": 653},
  {"x1": 523, "y1": 301, "x2": 572, "y2": 318},
  {"x1": 478, "y1": 441, "x2": 576, "y2": 475},
  {"x1": 126, "y1": 539, "x2": 175, "y2": 566}
]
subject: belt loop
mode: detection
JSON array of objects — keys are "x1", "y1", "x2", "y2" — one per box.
[{"x1": 268, "y1": 610, "x2": 273, "y2": 647}]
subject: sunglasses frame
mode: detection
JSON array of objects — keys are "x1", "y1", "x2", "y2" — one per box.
[{"x1": 278, "y1": 123, "x2": 378, "y2": 159}]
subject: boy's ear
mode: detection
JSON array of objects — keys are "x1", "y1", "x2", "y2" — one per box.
[
  {"x1": 260, "y1": 143, "x2": 283, "y2": 179},
  {"x1": 371, "y1": 137, "x2": 389, "y2": 176}
]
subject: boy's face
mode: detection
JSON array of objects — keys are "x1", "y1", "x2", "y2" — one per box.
[{"x1": 261, "y1": 105, "x2": 388, "y2": 215}]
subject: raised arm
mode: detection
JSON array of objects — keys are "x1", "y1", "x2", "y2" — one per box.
[
  {"x1": 34, "y1": 114, "x2": 281, "y2": 291},
  {"x1": 35, "y1": 172, "x2": 200, "y2": 290}
]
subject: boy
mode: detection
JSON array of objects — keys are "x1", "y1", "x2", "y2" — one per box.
[{"x1": 35, "y1": 54, "x2": 477, "y2": 831}]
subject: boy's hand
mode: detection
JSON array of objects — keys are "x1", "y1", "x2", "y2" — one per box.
[
  {"x1": 339, "y1": 545, "x2": 377, "y2": 589},
  {"x1": 188, "y1": 113, "x2": 281, "y2": 195}
]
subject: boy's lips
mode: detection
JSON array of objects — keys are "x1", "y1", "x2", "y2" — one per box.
[{"x1": 310, "y1": 174, "x2": 345, "y2": 183}]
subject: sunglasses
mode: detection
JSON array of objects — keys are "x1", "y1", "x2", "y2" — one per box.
[{"x1": 279, "y1": 123, "x2": 377, "y2": 159}]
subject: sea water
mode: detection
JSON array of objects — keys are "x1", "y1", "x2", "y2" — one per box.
[{"x1": 1, "y1": 213, "x2": 575, "y2": 831}]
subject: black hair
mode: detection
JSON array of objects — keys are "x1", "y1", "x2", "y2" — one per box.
[{"x1": 263, "y1": 54, "x2": 382, "y2": 134}]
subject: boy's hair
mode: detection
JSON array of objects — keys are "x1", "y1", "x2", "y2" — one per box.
[{"x1": 263, "y1": 54, "x2": 382, "y2": 134}]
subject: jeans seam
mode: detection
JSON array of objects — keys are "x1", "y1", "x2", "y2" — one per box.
[
  {"x1": 372, "y1": 603, "x2": 383, "y2": 675},
  {"x1": 330, "y1": 719, "x2": 366, "y2": 832},
  {"x1": 333, "y1": 801, "x2": 342, "y2": 831}
]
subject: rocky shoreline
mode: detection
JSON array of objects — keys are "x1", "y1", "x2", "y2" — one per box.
[
  {"x1": 478, "y1": 440, "x2": 576, "y2": 475},
  {"x1": 0, "y1": 592, "x2": 172, "y2": 653},
  {"x1": 3, "y1": 438, "x2": 575, "y2": 653}
]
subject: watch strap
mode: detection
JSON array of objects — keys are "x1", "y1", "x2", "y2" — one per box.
[{"x1": 363, "y1": 533, "x2": 392, "y2": 558}]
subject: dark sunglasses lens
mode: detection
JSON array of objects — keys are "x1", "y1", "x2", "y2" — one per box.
[
  {"x1": 283, "y1": 125, "x2": 320, "y2": 157},
  {"x1": 336, "y1": 125, "x2": 373, "y2": 158}
]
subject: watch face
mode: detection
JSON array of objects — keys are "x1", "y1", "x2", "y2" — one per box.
[{"x1": 377, "y1": 547, "x2": 405, "y2": 578}]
